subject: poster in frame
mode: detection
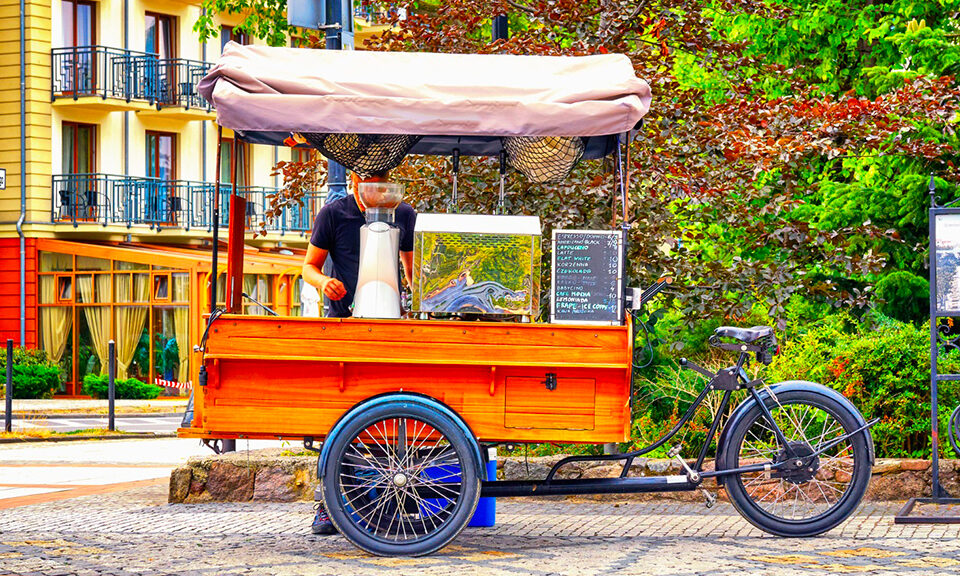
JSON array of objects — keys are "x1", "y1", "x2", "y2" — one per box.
[{"x1": 935, "y1": 213, "x2": 960, "y2": 314}]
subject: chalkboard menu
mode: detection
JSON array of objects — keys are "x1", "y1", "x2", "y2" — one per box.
[{"x1": 550, "y1": 229, "x2": 624, "y2": 325}]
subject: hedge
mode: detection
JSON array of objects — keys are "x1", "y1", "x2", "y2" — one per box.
[
  {"x1": 0, "y1": 365, "x2": 60, "y2": 399},
  {"x1": 82, "y1": 374, "x2": 163, "y2": 400},
  {"x1": 0, "y1": 347, "x2": 62, "y2": 399},
  {"x1": 767, "y1": 314, "x2": 959, "y2": 459}
]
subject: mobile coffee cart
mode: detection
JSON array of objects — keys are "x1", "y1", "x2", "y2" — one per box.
[{"x1": 181, "y1": 44, "x2": 877, "y2": 556}]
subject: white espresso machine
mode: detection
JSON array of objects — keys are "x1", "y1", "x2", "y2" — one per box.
[{"x1": 353, "y1": 182, "x2": 404, "y2": 319}]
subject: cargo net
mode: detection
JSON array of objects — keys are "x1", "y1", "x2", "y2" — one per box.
[
  {"x1": 301, "y1": 133, "x2": 422, "y2": 177},
  {"x1": 502, "y1": 136, "x2": 585, "y2": 183}
]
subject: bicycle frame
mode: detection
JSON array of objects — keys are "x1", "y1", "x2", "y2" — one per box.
[{"x1": 522, "y1": 349, "x2": 877, "y2": 491}]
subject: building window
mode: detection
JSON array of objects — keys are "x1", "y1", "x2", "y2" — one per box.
[
  {"x1": 219, "y1": 138, "x2": 249, "y2": 186},
  {"x1": 146, "y1": 131, "x2": 178, "y2": 225},
  {"x1": 62, "y1": 122, "x2": 96, "y2": 175},
  {"x1": 38, "y1": 251, "x2": 193, "y2": 396},
  {"x1": 146, "y1": 131, "x2": 176, "y2": 181},
  {"x1": 220, "y1": 25, "x2": 249, "y2": 51},
  {"x1": 62, "y1": 0, "x2": 95, "y2": 47},
  {"x1": 58, "y1": 122, "x2": 98, "y2": 221},
  {"x1": 145, "y1": 12, "x2": 176, "y2": 59}
]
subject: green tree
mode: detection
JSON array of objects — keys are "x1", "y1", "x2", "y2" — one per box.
[{"x1": 199, "y1": 0, "x2": 960, "y2": 329}]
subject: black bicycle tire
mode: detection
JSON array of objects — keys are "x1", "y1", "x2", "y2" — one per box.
[
  {"x1": 722, "y1": 389, "x2": 871, "y2": 537},
  {"x1": 321, "y1": 400, "x2": 481, "y2": 556}
]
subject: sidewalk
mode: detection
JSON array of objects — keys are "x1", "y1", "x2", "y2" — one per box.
[
  {"x1": 2, "y1": 490, "x2": 960, "y2": 575},
  {"x1": 0, "y1": 437, "x2": 284, "y2": 510},
  {"x1": 12, "y1": 398, "x2": 189, "y2": 417}
]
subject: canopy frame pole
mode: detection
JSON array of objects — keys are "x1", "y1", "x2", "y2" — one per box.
[
  {"x1": 498, "y1": 150, "x2": 507, "y2": 214},
  {"x1": 451, "y1": 147, "x2": 460, "y2": 213},
  {"x1": 616, "y1": 134, "x2": 630, "y2": 226},
  {"x1": 225, "y1": 136, "x2": 247, "y2": 314},
  {"x1": 624, "y1": 133, "x2": 631, "y2": 224},
  {"x1": 616, "y1": 134, "x2": 630, "y2": 329},
  {"x1": 210, "y1": 125, "x2": 223, "y2": 314}
]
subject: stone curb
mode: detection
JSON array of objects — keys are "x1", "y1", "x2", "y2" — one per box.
[
  {"x1": 0, "y1": 432, "x2": 177, "y2": 444},
  {"x1": 168, "y1": 449, "x2": 958, "y2": 504}
]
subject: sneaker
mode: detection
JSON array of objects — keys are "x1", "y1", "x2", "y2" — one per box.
[{"x1": 311, "y1": 502, "x2": 337, "y2": 535}]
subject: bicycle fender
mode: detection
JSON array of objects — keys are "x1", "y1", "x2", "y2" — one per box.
[
  {"x1": 317, "y1": 393, "x2": 487, "y2": 481},
  {"x1": 714, "y1": 380, "x2": 875, "y2": 485}
]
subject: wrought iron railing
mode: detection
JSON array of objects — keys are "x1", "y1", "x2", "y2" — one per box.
[
  {"x1": 51, "y1": 47, "x2": 212, "y2": 109},
  {"x1": 52, "y1": 46, "x2": 159, "y2": 102},
  {"x1": 155, "y1": 58, "x2": 213, "y2": 110},
  {"x1": 52, "y1": 174, "x2": 319, "y2": 234}
]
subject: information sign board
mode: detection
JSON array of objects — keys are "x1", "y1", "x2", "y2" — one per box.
[{"x1": 550, "y1": 229, "x2": 624, "y2": 325}]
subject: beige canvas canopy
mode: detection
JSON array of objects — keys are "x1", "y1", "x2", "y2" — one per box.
[{"x1": 199, "y1": 43, "x2": 653, "y2": 144}]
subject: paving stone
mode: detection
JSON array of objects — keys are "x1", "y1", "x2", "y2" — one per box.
[{"x1": 1, "y1": 484, "x2": 959, "y2": 575}]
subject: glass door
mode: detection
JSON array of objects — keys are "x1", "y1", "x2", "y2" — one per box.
[
  {"x1": 60, "y1": 122, "x2": 97, "y2": 221},
  {"x1": 146, "y1": 131, "x2": 176, "y2": 225},
  {"x1": 145, "y1": 12, "x2": 176, "y2": 104},
  {"x1": 60, "y1": 0, "x2": 96, "y2": 94}
]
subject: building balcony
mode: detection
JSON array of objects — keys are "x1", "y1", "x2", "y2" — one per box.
[
  {"x1": 51, "y1": 47, "x2": 213, "y2": 115},
  {"x1": 51, "y1": 174, "x2": 322, "y2": 236}
]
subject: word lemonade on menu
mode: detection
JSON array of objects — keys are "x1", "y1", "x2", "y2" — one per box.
[{"x1": 551, "y1": 230, "x2": 623, "y2": 324}]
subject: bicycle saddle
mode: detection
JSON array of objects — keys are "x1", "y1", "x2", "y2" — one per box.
[{"x1": 713, "y1": 325, "x2": 773, "y2": 344}]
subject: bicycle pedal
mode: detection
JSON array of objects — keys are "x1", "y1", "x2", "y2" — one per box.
[
  {"x1": 701, "y1": 489, "x2": 716, "y2": 508},
  {"x1": 667, "y1": 444, "x2": 682, "y2": 459}
]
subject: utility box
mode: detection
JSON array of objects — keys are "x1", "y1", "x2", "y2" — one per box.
[{"x1": 412, "y1": 214, "x2": 542, "y2": 319}]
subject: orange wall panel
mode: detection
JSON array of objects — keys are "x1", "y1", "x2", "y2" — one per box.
[{"x1": 0, "y1": 238, "x2": 37, "y2": 348}]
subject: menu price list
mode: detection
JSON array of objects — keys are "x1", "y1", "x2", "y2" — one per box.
[{"x1": 552, "y1": 230, "x2": 622, "y2": 324}]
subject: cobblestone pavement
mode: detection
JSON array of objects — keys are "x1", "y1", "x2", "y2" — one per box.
[{"x1": 1, "y1": 485, "x2": 959, "y2": 575}]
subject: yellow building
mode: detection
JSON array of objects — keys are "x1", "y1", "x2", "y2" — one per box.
[{"x1": 0, "y1": 0, "x2": 328, "y2": 395}]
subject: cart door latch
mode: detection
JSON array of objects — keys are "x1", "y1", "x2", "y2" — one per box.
[{"x1": 543, "y1": 373, "x2": 558, "y2": 391}]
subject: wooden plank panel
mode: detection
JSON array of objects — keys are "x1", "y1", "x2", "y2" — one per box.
[
  {"x1": 207, "y1": 316, "x2": 629, "y2": 368},
  {"x1": 504, "y1": 376, "x2": 595, "y2": 430},
  {"x1": 505, "y1": 376, "x2": 596, "y2": 413},
  {"x1": 199, "y1": 361, "x2": 630, "y2": 443},
  {"x1": 208, "y1": 341, "x2": 625, "y2": 368}
]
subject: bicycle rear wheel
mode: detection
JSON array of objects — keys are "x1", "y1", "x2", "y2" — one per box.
[{"x1": 722, "y1": 388, "x2": 871, "y2": 537}]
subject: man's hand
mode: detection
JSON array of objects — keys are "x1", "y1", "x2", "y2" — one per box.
[{"x1": 321, "y1": 277, "x2": 348, "y2": 300}]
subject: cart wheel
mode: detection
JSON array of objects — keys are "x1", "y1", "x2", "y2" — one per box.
[
  {"x1": 721, "y1": 388, "x2": 871, "y2": 537},
  {"x1": 321, "y1": 400, "x2": 481, "y2": 556}
]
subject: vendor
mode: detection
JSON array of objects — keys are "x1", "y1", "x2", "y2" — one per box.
[
  {"x1": 301, "y1": 171, "x2": 417, "y2": 535},
  {"x1": 302, "y1": 172, "x2": 417, "y2": 317}
]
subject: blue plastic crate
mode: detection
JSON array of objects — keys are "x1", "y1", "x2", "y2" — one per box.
[{"x1": 423, "y1": 454, "x2": 497, "y2": 528}]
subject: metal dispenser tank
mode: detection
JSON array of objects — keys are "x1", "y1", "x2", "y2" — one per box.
[
  {"x1": 412, "y1": 214, "x2": 542, "y2": 319},
  {"x1": 353, "y1": 182, "x2": 404, "y2": 319}
]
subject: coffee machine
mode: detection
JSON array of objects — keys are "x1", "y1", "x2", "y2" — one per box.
[{"x1": 353, "y1": 182, "x2": 404, "y2": 319}]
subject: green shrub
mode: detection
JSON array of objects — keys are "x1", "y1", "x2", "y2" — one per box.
[
  {"x1": 767, "y1": 313, "x2": 959, "y2": 459},
  {"x1": 82, "y1": 374, "x2": 163, "y2": 400},
  {"x1": 3, "y1": 365, "x2": 60, "y2": 399},
  {"x1": 875, "y1": 271, "x2": 929, "y2": 324},
  {"x1": 0, "y1": 347, "x2": 63, "y2": 398},
  {"x1": 0, "y1": 346, "x2": 56, "y2": 371}
]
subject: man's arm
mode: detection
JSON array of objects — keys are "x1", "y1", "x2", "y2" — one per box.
[
  {"x1": 400, "y1": 251, "x2": 414, "y2": 288},
  {"x1": 303, "y1": 243, "x2": 348, "y2": 300}
]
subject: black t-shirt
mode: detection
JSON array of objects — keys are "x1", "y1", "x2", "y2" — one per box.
[{"x1": 309, "y1": 196, "x2": 416, "y2": 317}]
